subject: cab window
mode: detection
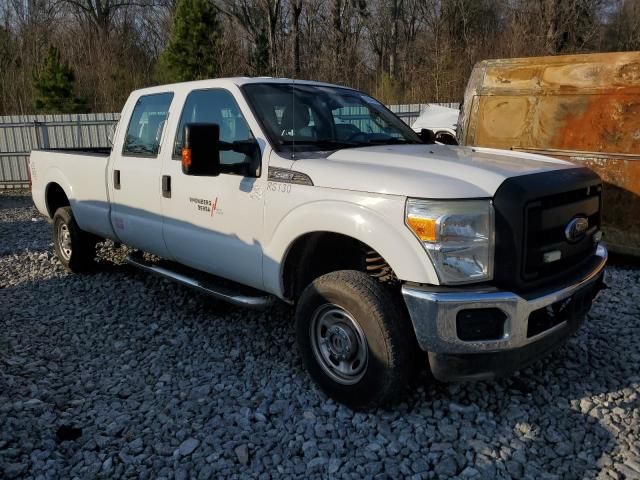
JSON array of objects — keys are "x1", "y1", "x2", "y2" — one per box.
[
  {"x1": 174, "y1": 89, "x2": 255, "y2": 169},
  {"x1": 123, "y1": 92, "x2": 173, "y2": 156}
]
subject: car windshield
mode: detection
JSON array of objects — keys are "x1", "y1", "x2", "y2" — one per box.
[{"x1": 241, "y1": 83, "x2": 421, "y2": 153}]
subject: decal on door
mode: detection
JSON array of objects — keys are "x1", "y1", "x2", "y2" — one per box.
[{"x1": 189, "y1": 197, "x2": 223, "y2": 216}]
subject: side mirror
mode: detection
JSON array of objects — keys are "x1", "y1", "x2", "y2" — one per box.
[
  {"x1": 418, "y1": 128, "x2": 437, "y2": 144},
  {"x1": 181, "y1": 123, "x2": 221, "y2": 176},
  {"x1": 228, "y1": 139, "x2": 260, "y2": 158},
  {"x1": 435, "y1": 132, "x2": 458, "y2": 145}
]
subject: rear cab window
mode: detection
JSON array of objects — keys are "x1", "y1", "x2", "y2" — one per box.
[{"x1": 123, "y1": 92, "x2": 174, "y2": 157}]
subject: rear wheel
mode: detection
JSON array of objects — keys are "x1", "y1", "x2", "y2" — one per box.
[
  {"x1": 295, "y1": 270, "x2": 421, "y2": 409},
  {"x1": 52, "y1": 207, "x2": 97, "y2": 272}
]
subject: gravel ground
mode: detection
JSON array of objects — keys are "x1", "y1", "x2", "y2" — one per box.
[{"x1": 1, "y1": 190, "x2": 639, "y2": 480}]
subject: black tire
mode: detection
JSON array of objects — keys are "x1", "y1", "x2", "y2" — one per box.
[
  {"x1": 295, "y1": 270, "x2": 421, "y2": 409},
  {"x1": 52, "y1": 207, "x2": 97, "y2": 273}
]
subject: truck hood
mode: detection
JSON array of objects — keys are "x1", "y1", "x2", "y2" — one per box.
[{"x1": 292, "y1": 144, "x2": 577, "y2": 198}]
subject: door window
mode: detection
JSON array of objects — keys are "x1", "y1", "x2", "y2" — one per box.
[
  {"x1": 123, "y1": 92, "x2": 174, "y2": 157},
  {"x1": 174, "y1": 89, "x2": 255, "y2": 169}
]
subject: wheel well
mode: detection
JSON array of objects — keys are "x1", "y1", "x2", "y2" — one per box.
[
  {"x1": 282, "y1": 232, "x2": 397, "y2": 301},
  {"x1": 45, "y1": 183, "x2": 70, "y2": 218}
]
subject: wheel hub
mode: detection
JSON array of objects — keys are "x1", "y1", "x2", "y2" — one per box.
[
  {"x1": 325, "y1": 324, "x2": 357, "y2": 360},
  {"x1": 310, "y1": 304, "x2": 368, "y2": 385},
  {"x1": 58, "y1": 223, "x2": 72, "y2": 260}
]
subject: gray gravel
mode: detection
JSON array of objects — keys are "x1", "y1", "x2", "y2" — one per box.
[{"x1": 1, "y1": 190, "x2": 639, "y2": 479}]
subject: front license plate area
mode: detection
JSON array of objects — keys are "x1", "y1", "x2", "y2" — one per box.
[{"x1": 526, "y1": 279, "x2": 600, "y2": 338}]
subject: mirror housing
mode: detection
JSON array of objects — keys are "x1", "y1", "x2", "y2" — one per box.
[
  {"x1": 226, "y1": 139, "x2": 260, "y2": 158},
  {"x1": 418, "y1": 128, "x2": 437, "y2": 144},
  {"x1": 182, "y1": 123, "x2": 221, "y2": 176},
  {"x1": 435, "y1": 131, "x2": 459, "y2": 145}
]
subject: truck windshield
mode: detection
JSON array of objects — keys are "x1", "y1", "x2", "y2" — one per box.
[{"x1": 242, "y1": 83, "x2": 421, "y2": 153}]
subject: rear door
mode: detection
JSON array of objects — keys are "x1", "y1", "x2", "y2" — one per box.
[
  {"x1": 160, "y1": 88, "x2": 266, "y2": 289},
  {"x1": 108, "y1": 92, "x2": 174, "y2": 257}
]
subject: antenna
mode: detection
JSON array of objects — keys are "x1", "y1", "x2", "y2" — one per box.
[{"x1": 292, "y1": 77, "x2": 296, "y2": 159}]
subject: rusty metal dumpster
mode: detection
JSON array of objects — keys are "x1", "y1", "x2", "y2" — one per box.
[{"x1": 458, "y1": 51, "x2": 640, "y2": 256}]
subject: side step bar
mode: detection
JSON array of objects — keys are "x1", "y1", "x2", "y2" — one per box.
[{"x1": 125, "y1": 255, "x2": 276, "y2": 309}]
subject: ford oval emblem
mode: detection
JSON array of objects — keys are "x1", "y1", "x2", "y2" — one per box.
[{"x1": 565, "y1": 216, "x2": 589, "y2": 242}]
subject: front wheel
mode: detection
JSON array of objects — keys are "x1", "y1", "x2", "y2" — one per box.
[
  {"x1": 52, "y1": 207, "x2": 97, "y2": 273},
  {"x1": 295, "y1": 270, "x2": 421, "y2": 409}
]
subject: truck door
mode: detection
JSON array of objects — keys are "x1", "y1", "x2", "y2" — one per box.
[
  {"x1": 108, "y1": 92, "x2": 174, "y2": 257},
  {"x1": 160, "y1": 88, "x2": 266, "y2": 289}
]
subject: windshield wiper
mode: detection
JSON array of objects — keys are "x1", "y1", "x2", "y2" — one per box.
[
  {"x1": 278, "y1": 139, "x2": 359, "y2": 149},
  {"x1": 277, "y1": 137, "x2": 419, "y2": 151},
  {"x1": 365, "y1": 137, "x2": 419, "y2": 145}
]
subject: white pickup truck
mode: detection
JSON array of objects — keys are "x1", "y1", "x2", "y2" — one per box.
[{"x1": 30, "y1": 78, "x2": 607, "y2": 408}]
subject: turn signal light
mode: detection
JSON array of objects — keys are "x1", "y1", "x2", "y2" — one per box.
[
  {"x1": 181, "y1": 147, "x2": 192, "y2": 168},
  {"x1": 407, "y1": 216, "x2": 437, "y2": 242}
]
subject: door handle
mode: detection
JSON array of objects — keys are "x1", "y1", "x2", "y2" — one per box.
[
  {"x1": 162, "y1": 175, "x2": 171, "y2": 198},
  {"x1": 114, "y1": 170, "x2": 120, "y2": 190}
]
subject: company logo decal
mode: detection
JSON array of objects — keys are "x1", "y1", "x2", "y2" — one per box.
[{"x1": 189, "y1": 197, "x2": 222, "y2": 216}]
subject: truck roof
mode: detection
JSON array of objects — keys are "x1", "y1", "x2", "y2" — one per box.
[{"x1": 130, "y1": 77, "x2": 357, "y2": 97}]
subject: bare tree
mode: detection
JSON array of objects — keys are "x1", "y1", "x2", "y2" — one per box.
[
  {"x1": 291, "y1": 0, "x2": 302, "y2": 75},
  {"x1": 217, "y1": 0, "x2": 282, "y2": 74},
  {"x1": 0, "y1": 0, "x2": 635, "y2": 115},
  {"x1": 606, "y1": 0, "x2": 640, "y2": 50},
  {"x1": 60, "y1": 0, "x2": 159, "y2": 37}
]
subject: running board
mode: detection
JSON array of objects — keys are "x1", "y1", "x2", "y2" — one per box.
[{"x1": 125, "y1": 255, "x2": 276, "y2": 309}]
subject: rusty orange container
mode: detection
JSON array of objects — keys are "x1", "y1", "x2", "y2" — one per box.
[{"x1": 458, "y1": 51, "x2": 640, "y2": 256}]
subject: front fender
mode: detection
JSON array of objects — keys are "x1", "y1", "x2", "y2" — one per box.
[{"x1": 262, "y1": 198, "x2": 440, "y2": 298}]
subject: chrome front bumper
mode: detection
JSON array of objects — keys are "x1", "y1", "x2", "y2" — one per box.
[{"x1": 402, "y1": 245, "x2": 607, "y2": 355}]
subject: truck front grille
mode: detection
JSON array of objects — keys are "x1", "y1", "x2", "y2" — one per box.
[
  {"x1": 522, "y1": 186, "x2": 601, "y2": 283},
  {"x1": 492, "y1": 167, "x2": 602, "y2": 293}
]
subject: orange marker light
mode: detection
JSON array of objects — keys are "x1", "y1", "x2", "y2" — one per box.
[
  {"x1": 407, "y1": 216, "x2": 437, "y2": 242},
  {"x1": 181, "y1": 147, "x2": 192, "y2": 168}
]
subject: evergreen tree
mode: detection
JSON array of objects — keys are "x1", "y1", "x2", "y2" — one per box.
[
  {"x1": 33, "y1": 47, "x2": 87, "y2": 114},
  {"x1": 156, "y1": 0, "x2": 223, "y2": 83}
]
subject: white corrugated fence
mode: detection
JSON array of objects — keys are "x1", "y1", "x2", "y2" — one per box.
[{"x1": 0, "y1": 113, "x2": 120, "y2": 189}]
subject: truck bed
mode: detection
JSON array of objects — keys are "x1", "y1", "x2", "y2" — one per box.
[{"x1": 30, "y1": 148, "x2": 116, "y2": 241}]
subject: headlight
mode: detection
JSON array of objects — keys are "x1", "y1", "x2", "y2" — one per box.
[{"x1": 405, "y1": 199, "x2": 494, "y2": 284}]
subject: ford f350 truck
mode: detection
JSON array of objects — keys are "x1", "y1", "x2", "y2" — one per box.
[{"x1": 30, "y1": 78, "x2": 607, "y2": 408}]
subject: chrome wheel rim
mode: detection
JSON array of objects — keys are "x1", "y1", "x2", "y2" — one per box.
[
  {"x1": 310, "y1": 304, "x2": 368, "y2": 385},
  {"x1": 57, "y1": 222, "x2": 72, "y2": 260}
]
